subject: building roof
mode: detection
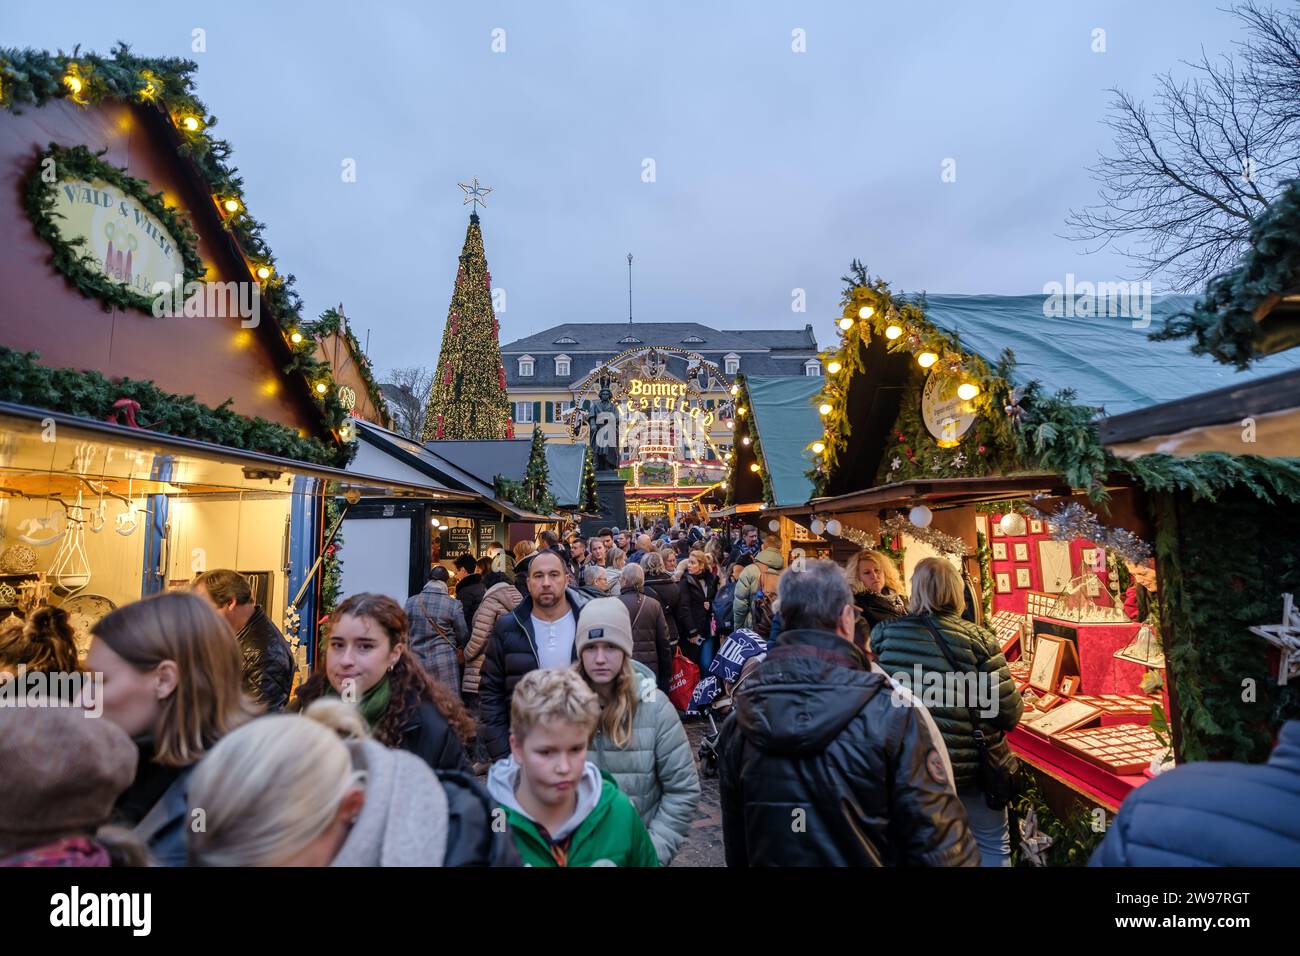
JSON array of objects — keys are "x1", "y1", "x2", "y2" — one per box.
[
  {"x1": 501, "y1": 322, "x2": 816, "y2": 354},
  {"x1": 919, "y1": 294, "x2": 1300, "y2": 416},
  {"x1": 500, "y1": 322, "x2": 819, "y2": 389},
  {"x1": 423, "y1": 439, "x2": 534, "y2": 488},
  {"x1": 745, "y1": 377, "x2": 825, "y2": 507}
]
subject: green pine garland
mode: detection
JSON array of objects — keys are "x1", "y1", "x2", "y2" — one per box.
[
  {"x1": 494, "y1": 425, "x2": 557, "y2": 514},
  {"x1": 0, "y1": 44, "x2": 351, "y2": 439},
  {"x1": 320, "y1": 496, "x2": 344, "y2": 617},
  {"x1": 304, "y1": 308, "x2": 392, "y2": 426},
  {"x1": 0, "y1": 345, "x2": 352, "y2": 466},
  {"x1": 23, "y1": 143, "x2": 204, "y2": 313},
  {"x1": 1152, "y1": 177, "x2": 1300, "y2": 369},
  {"x1": 581, "y1": 449, "x2": 600, "y2": 512},
  {"x1": 724, "y1": 373, "x2": 776, "y2": 507}
]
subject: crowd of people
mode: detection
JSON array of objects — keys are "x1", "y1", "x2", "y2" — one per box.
[{"x1": 0, "y1": 513, "x2": 1297, "y2": 868}]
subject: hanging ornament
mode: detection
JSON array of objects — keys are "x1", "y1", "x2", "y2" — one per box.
[
  {"x1": 907, "y1": 333, "x2": 922, "y2": 350},
  {"x1": 435, "y1": 414, "x2": 445, "y2": 439},
  {"x1": 768, "y1": 519, "x2": 781, "y2": 533},
  {"x1": 506, "y1": 420, "x2": 515, "y2": 439},
  {"x1": 443, "y1": 365, "x2": 453, "y2": 385},
  {"x1": 909, "y1": 505, "x2": 933, "y2": 528},
  {"x1": 947, "y1": 358, "x2": 963, "y2": 375},
  {"x1": 17, "y1": 515, "x2": 63, "y2": 547},
  {"x1": 809, "y1": 518, "x2": 826, "y2": 536},
  {"x1": 826, "y1": 519, "x2": 843, "y2": 537},
  {"x1": 1248, "y1": 593, "x2": 1300, "y2": 685},
  {"x1": 498, "y1": 367, "x2": 506, "y2": 389},
  {"x1": 1004, "y1": 386, "x2": 1026, "y2": 425},
  {"x1": 999, "y1": 512, "x2": 1027, "y2": 536}
]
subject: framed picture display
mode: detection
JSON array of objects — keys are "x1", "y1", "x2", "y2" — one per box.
[
  {"x1": 1059, "y1": 675, "x2": 1080, "y2": 697},
  {"x1": 992, "y1": 519, "x2": 1006, "y2": 537},
  {"x1": 1030, "y1": 519, "x2": 1044, "y2": 534},
  {"x1": 1029, "y1": 634, "x2": 1063, "y2": 691},
  {"x1": 1027, "y1": 699, "x2": 1101, "y2": 737},
  {"x1": 975, "y1": 514, "x2": 988, "y2": 537},
  {"x1": 1015, "y1": 567, "x2": 1032, "y2": 588},
  {"x1": 992, "y1": 542, "x2": 1008, "y2": 560},
  {"x1": 995, "y1": 572, "x2": 1011, "y2": 594},
  {"x1": 1037, "y1": 540, "x2": 1072, "y2": 592},
  {"x1": 1014, "y1": 543, "x2": 1029, "y2": 562}
]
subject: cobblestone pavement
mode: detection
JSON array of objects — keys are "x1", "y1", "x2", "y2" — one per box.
[{"x1": 670, "y1": 717, "x2": 726, "y2": 868}]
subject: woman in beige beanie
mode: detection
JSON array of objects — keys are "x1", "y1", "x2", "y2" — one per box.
[{"x1": 573, "y1": 598, "x2": 701, "y2": 865}]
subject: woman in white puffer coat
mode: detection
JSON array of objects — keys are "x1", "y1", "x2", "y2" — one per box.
[{"x1": 573, "y1": 597, "x2": 701, "y2": 866}]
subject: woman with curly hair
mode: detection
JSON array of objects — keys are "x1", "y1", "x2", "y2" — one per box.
[{"x1": 294, "y1": 593, "x2": 474, "y2": 774}]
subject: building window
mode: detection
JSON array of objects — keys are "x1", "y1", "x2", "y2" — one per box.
[
  {"x1": 805, "y1": 359, "x2": 821, "y2": 376},
  {"x1": 554, "y1": 335, "x2": 578, "y2": 345},
  {"x1": 555, "y1": 354, "x2": 571, "y2": 377},
  {"x1": 515, "y1": 402, "x2": 534, "y2": 423},
  {"x1": 619, "y1": 335, "x2": 642, "y2": 344},
  {"x1": 682, "y1": 335, "x2": 705, "y2": 344},
  {"x1": 518, "y1": 355, "x2": 534, "y2": 377},
  {"x1": 724, "y1": 353, "x2": 740, "y2": 375}
]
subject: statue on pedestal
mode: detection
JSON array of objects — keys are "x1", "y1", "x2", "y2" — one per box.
[{"x1": 588, "y1": 385, "x2": 621, "y2": 473}]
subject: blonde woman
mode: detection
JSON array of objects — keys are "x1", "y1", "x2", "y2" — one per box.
[
  {"x1": 870, "y1": 557, "x2": 1022, "y2": 867},
  {"x1": 844, "y1": 549, "x2": 908, "y2": 648},
  {"x1": 86, "y1": 591, "x2": 259, "y2": 867},
  {"x1": 187, "y1": 699, "x2": 518, "y2": 866},
  {"x1": 572, "y1": 599, "x2": 699, "y2": 865}
]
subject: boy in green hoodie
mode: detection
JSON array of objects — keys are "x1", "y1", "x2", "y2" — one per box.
[{"x1": 487, "y1": 668, "x2": 658, "y2": 867}]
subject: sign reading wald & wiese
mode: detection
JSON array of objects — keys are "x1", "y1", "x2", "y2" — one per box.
[{"x1": 51, "y1": 179, "x2": 186, "y2": 298}]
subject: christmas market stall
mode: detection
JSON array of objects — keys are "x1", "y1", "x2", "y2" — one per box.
[
  {"x1": 723, "y1": 373, "x2": 833, "y2": 561},
  {"x1": 0, "y1": 45, "x2": 483, "y2": 668},
  {"x1": 798, "y1": 264, "x2": 1300, "y2": 863}
]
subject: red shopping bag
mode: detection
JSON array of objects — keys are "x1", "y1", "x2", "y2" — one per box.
[{"x1": 667, "y1": 648, "x2": 701, "y2": 712}]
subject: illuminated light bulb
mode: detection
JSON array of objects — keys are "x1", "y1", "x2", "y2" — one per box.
[
  {"x1": 858, "y1": 306, "x2": 874, "y2": 320},
  {"x1": 749, "y1": 463, "x2": 760, "y2": 473},
  {"x1": 724, "y1": 453, "x2": 731, "y2": 462},
  {"x1": 885, "y1": 325, "x2": 903, "y2": 340},
  {"x1": 222, "y1": 197, "x2": 241, "y2": 214},
  {"x1": 730, "y1": 385, "x2": 738, "y2": 396},
  {"x1": 917, "y1": 352, "x2": 938, "y2": 369},
  {"x1": 742, "y1": 436, "x2": 751, "y2": 446},
  {"x1": 720, "y1": 481, "x2": 727, "y2": 490},
  {"x1": 818, "y1": 403, "x2": 832, "y2": 416},
  {"x1": 255, "y1": 265, "x2": 272, "y2": 281},
  {"x1": 179, "y1": 115, "x2": 201, "y2": 131},
  {"x1": 737, "y1": 406, "x2": 746, "y2": 416},
  {"x1": 315, "y1": 382, "x2": 328, "y2": 395},
  {"x1": 812, "y1": 441, "x2": 825, "y2": 454},
  {"x1": 289, "y1": 330, "x2": 304, "y2": 344},
  {"x1": 957, "y1": 382, "x2": 980, "y2": 401},
  {"x1": 725, "y1": 420, "x2": 734, "y2": 429},
  {"x1": 838, "y1": 317, "x2": 853, "y2": 331},
  {"x1": 63, "y1": 74, "x2": 83, "y2": 96},
  {"x1": 826, "y1": 360, "x2": 841, "y2": 374}
]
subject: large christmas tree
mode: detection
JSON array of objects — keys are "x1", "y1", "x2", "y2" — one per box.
[{"x1": 422, "y1": 211, "x2": 513, "y2": 441}]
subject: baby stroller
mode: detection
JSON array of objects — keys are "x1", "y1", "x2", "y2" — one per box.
[{"x1": 692, "y1": 630, "x2": 767, "y2": 777}]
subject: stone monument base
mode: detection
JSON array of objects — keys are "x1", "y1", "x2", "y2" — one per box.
[{"x1": 581, "y1": 472, "x2": 628, "y2": 536}]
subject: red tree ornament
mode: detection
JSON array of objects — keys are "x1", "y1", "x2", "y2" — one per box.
[
  {"x1": 498, "y1": 366, "x2": 506, "y2": 389},
  {"x1": 506, "y1": 419, "x2": 515, "y2": 439},
  {"x1": 443, "y1": 365, "x2": 453, "y2": 385},
  {"x1": 436, "y1": 414, "x2": 444, "y2": 439}
]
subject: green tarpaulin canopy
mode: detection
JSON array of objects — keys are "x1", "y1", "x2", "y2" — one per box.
[{"x1": 745, "y1": 376, "x2": 826, "y2": 507}]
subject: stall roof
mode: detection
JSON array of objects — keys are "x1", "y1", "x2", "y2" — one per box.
[
  {"x1": 350, "y1": 421, "x2": 551, "y2": 521},
  {"x1": 919, "y1": 294, "x2": 1300, "y2": 416},
  {"x1": 0, "y1": 402, "x2": 483, "y2": 504},
  {"x1": 543, "y1": 443, "x2": 588, "y2": 509},
  {"x1": 744, "y1": 376, "x2": 824, "y2": 507},
  {"x1": 774, "y1": 474, "x2": 1112, "y2": 518}
]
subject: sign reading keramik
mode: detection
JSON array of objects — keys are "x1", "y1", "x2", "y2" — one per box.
[{"x1": 52, "y1": 179, "x2": 185, "y2": 297}]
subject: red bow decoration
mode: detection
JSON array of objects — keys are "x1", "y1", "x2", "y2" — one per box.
[
  {"x1": 443, "y1": 365, "x2": 453, "y2": 385},
  {"x1": 436, "y1": 414, "x2": 444, "y2": 439},
  {"x1": 106, "y1": 398, "x2": 142, "y2": 428},
  {"x1": 498, "y1": 366, "x2": 506, "y2": 389},
  {"x1": 506, "y1": 420, "x2": 515, "y2": 439}
]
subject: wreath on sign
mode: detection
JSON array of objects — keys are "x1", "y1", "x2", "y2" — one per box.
[{"x1": 23, "y1": 143, "x2": 204, "y2": 314}]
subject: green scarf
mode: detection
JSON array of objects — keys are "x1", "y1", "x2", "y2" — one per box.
[{"x1": 327, "y1": 675, "x2": 391, "y2": 729}]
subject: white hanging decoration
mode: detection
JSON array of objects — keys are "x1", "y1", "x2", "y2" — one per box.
[
  {"x1": 1249, "y1": 593, "x2": 1300, "y2": 685},
  {"x1": 825, "y1": 519, "x2": 843, "y2": 537},
  {"x1": 809, "y1": 518, "x2": 825, "y2": 536},
  {"x1": 88, "y1": 496, "x2": 108, "y2": 534},
  {"x1": 999, "y1": 512, "x2": 1027, "y2": 536},
  {"x1": 49, "y1": 493, "x2": 91, "y2": 596},
  {"x1": 768, "y1": 519, "x2": 781, "y2": 533},
  {"x1": 909, "y1": 505, "x2": 933, "y2": 528},
  {"x1": 17, "y1": 514, "x2": 64, "y2": 547}
]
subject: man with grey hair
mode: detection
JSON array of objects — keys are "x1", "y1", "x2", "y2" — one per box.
[
  {"x1": 618, "y1": 562, "x2": 672, "y2": 690},
  {"x1": 717, "y1": 559, "x2": 977, "y2": 867}
]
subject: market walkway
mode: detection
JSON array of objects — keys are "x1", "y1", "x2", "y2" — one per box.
[{"x1": 671, "y1": 718, "x2": 726, "y2": 867}]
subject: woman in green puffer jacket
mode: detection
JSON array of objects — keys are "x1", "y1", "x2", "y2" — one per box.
[
  {"x1": 574, "y1": 600, "x2": 701, "y2": 866},
  {"x1": 870, "y1": 557, "x2": 1023, "y2": 867}
]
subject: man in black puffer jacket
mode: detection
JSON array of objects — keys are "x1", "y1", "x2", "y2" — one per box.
[
  {"x1": 718, "y1": 558, "x2": 978, "y2": 867},
  {"x1": 193, "y1": 569, "x2": 295, "y2": 711},
  {"x1": 478, "y1": 550, "x2": 592, "y2": 761}
]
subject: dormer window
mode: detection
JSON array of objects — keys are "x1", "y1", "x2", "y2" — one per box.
[
  {"x1": 804, "y1": 359, "x2": 822, "y2": 376},
  {"x1": 554, "y1": 336, "x2": 578, "y2": 345},
  {"x1": 555, "y1": 354, "x2": 571, "y2": 377},
  {"x1": 518, "y1": 355, "x2": 535, "y2": 377},
  {"x1": 619, "y1": 335, "x2": 642, "y2": 344},
  {"x1": 723, "y1": 353, "x2": 740, "y2": 375},
  {"x1": 682, "y1": 335, "x2": 705, "y2": 344}
]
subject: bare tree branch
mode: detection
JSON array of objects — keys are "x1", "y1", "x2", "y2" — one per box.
[
  {"x1": 381, "y1": 366, "x2": 434, "y2": 441},
  {"x1": 1065, "y1": 1, "x2": 1300, "y2": 290}
]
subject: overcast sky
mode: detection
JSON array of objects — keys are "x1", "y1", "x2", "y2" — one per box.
[{"x1": 3, "y1": 0, "x2": 1245, "y2": 375}]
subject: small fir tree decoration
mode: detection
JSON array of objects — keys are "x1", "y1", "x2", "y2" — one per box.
[
  {"x1": 422, "y1": 204, "x2": 512, "y2": 440},
  {"x1": 581, "y1": 448, "x2": 600, "y2": 512},
  {"x1": 522, "y1": 424, "x2": 556, "y2": 513}
]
